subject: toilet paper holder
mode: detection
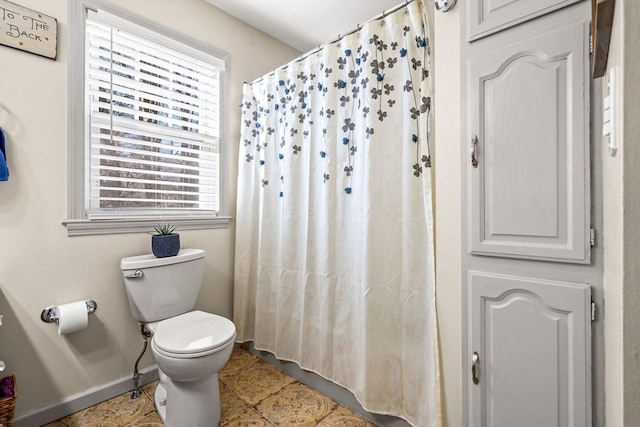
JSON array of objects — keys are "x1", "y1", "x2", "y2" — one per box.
[{"x1": 40, "y1": 300, "x2": 98, "y2": 323}]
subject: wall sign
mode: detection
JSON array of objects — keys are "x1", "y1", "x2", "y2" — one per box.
[{"x1": 0, "y1": 0, "x2": 57, "y2": 60}]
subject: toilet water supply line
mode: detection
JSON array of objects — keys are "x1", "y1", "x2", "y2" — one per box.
[{"x1": 131, "y1": 323, "x2": 153, "y2": 399}]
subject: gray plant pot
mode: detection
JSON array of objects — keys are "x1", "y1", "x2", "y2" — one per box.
[{"x1": 152, "y1": 234, "x2": 180, "y2": 258}]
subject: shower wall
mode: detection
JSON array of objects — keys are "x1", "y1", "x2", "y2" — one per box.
[{"x1": 433, "y1": 6, "x2": 462, "y2": 427}]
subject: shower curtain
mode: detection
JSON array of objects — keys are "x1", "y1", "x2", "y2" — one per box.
[{"x1": 234, "y1": 1, "x2": 440, "y2": 425}]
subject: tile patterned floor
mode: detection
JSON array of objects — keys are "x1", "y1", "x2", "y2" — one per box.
[{"x1": 44, "y1": 347, "x2": 376, "y2": 426}]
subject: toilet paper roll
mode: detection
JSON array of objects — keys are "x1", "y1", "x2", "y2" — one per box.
[{"x1": 57, "y1": 301, "x2": 89, "y2": 335}]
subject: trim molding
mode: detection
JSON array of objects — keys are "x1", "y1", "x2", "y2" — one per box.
[
  {"x1": 62, "y1": 216, "x2": 231, "y2": 236},
  {"x1": 13, "y1": 366, "x2": 159, "y2": 427},
  {"x1": 66, "y1": 0, "x2": 232, "y2": 234}
]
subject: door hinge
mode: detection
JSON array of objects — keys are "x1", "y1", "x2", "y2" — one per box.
[
  {"x1": 589, "y1": 24, "x2": 593, "y2": 54},
  {"x1": 590, "y1": 228, "x2": 596, "y2": 247},
  {"x1": 591, "y1": 300, "x2": 597, "y2": 322}
]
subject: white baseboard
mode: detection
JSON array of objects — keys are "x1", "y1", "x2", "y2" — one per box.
[{"x1": 13, "y1": 366, "x2": 159, "y2": 427}]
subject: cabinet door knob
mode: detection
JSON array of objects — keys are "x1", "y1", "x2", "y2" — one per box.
[
  {"x1": 472, "y1": 351, "x2": 480, "y2": 384},
  {"x1": 471, "y1": 136, "x2": 479, "y2": 168}
]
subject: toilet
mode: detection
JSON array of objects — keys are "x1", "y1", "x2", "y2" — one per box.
[{"x1": 120, "y1": 248, "x2": 236, "y2": 427}]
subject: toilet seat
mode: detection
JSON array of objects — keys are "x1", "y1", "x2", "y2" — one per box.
[{"x1": 152, "y1": 310, "x2": 236, "y2": 359}]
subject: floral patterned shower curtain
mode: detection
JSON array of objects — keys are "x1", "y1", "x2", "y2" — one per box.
[{"x1": 234, "y1": 1, "x2": 440, "y2": 425}]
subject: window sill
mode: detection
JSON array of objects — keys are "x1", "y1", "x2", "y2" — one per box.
[{"x1": 62, "y1": 216, "x2": 231, "y2": 236}]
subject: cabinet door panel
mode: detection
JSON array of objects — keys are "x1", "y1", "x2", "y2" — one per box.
[
  {"x1": 468, "y1": 21, "x2": 590, "y2": 263},
  {"x1": 467, "y1": 0, "x2": 582, "y2": 41},
  {"x1": 468, "y1": 270, "x2": 591, "y2": 427}
]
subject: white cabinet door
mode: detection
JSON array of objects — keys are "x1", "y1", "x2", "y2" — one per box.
[
  {"x1": 462, "y1": 1, "x2": 600, "y2": 426},
  {"x1": 467, "y1": 0, "x2": 582, "y2": 41},
  {"x1": 467, "y1": 20, "x2": 590, "y2": 263},
  {"x1": 468, "y1": 271, "x2": 591, "y2": 427}
]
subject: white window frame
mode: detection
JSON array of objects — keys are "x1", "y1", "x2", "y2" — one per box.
[{"x1": 64, "y1": 0, "x2": 230, "y2": 236}]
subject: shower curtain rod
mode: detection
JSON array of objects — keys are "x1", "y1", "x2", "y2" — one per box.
[{"x1": 249, "y1": 0, "x2": 417, "y2": 84}]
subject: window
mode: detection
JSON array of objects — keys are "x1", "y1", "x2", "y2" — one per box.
[{"x1": 65, "y1": 1, "x2": 229, "y2": 235}]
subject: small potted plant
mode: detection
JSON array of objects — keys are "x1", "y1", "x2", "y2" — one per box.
[{"x1": 151, "y1": 224, "x2": 180, "y2": 258}]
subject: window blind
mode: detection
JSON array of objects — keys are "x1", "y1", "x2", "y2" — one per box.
[{"x1": 85, "y1": 10, "x2": 223, "y2": 217}]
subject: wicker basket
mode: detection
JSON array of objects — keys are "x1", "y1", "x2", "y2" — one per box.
[{"x1": 0, "y1": 375, "x2": 16, "y2": 427}]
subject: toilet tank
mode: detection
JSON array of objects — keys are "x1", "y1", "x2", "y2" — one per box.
[{"x1": 120, "y1": 249, "x2": 205, "y2": 323}]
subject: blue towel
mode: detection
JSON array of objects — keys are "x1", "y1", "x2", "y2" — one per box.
[{"x1": 0, "y1": 127, "x2": 8, "y2": 181}]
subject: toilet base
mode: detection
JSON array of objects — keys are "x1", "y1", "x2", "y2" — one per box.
[
  {"x1": 154, "y1": 383, "x2": 167, "y2": 422},
  {"x1": 154, "y1": 373, "x2": 222, "y2": 427}
]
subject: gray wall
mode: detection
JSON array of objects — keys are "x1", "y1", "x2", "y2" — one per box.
[{"x1": 602, "y1": 0, "x2": 640, "y2": 425}]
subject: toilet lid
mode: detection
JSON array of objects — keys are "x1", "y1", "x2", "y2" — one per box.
[{"x1": 153, "y1": 311, "x2": 236, "y2": 355}]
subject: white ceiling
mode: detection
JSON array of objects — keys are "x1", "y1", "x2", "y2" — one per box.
[{"x1": 204, "y1": 0, "x2": 405, "y2": 53}]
